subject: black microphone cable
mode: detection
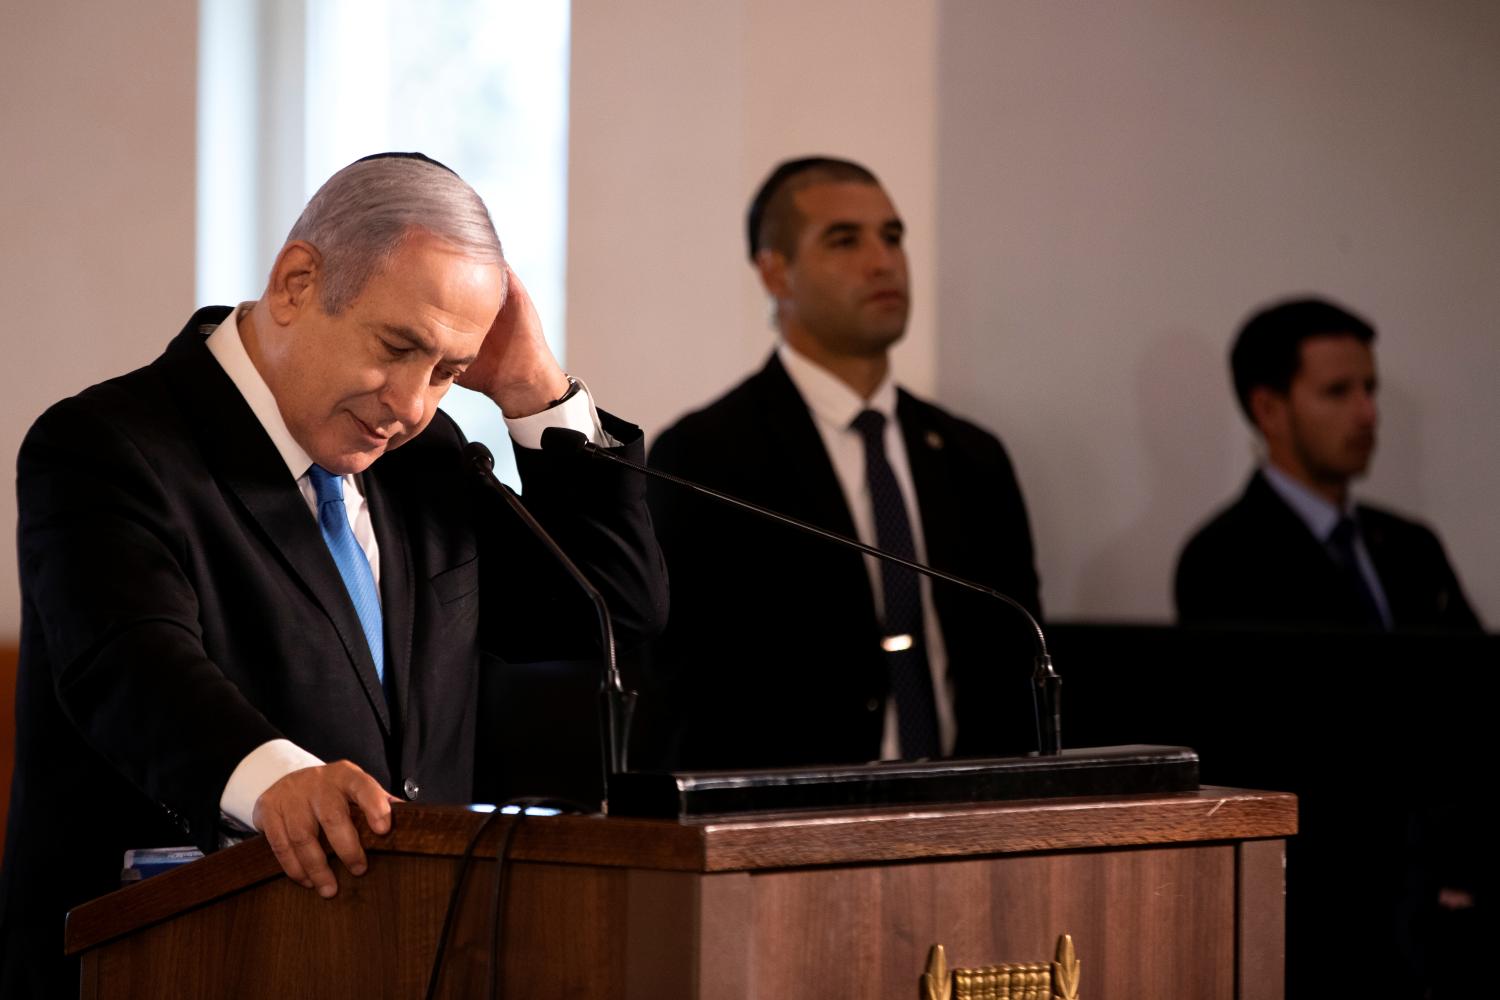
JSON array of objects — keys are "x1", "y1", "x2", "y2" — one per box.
[{"x1": 424, "y1": 797, "x2": 585, "y2": 1000}]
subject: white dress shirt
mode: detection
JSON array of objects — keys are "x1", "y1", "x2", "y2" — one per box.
[
  {"x1": 776, "y1": 343, "x2": 956, "y2": 758},
  {"x1": 206, "y1": 302, "x2": 606, "y2": 829}
]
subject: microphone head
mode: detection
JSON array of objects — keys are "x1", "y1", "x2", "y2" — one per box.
[
  {"x1": 464, "y1": 440, "x2": 496, "y2": 474},
  {"x1": 540, "y1": 427, "x2": 590, "y2": 454}
]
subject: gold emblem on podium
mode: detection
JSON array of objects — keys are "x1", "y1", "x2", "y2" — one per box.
[{"x1": 922, "y1": 934, "x2": 1079, "y2": 1000}]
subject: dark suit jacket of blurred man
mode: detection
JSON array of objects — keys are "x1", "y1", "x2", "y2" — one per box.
[
  {"x1": 1176, "y1": 470, "x2": 1479, "y2": 630},
  {"x1": 0, "y1": 308, "x2": 666, "y2": 995},
  {"x1": 643, "y1": 353, "x2": 1041, "y2": 770}
]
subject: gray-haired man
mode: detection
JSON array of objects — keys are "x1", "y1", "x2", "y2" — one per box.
[{"x1": 0, "y1": 154, "x2": 666, "y2": 994}]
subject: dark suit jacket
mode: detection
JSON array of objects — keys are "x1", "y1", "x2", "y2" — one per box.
[
  {"x1": 1175, "y1": 470, "x2": 1480, "y2": 631},
  {"x1": 640, "y1": 354, "x2": 1041, "y2": 770},
  {"x1": 0, "y1": 307, "x2": 667, "y2": 995}
]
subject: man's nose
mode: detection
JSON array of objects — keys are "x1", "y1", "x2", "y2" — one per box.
[
  {"x1": 380, "y1": 367, "x2": 427, "y2": 429},
  {"x1": 865, "y1": 241, "x2": 900, "y2": 275}
]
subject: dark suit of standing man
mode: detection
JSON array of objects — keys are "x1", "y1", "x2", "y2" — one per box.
[
  {"x1": 0, "y1": 154, "x2": 666, "y2": 995},
  {"x1": 643, "y1": 157, "x2": 1040, "y2": 771},
  {"x1": 1175, "y1": 297, "x2": 1479, "y2": 631},
  {"x1": 1173, "y1": 296, "x2": 1483, "y2": 997}
]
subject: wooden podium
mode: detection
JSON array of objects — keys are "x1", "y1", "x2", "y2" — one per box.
[{"x1": 67, "y1": 787, "x2": 1295, "y2": 999}]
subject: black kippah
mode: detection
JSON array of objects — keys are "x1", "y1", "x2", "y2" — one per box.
[{"x1": 352, "y1": 151, "x2": 458, "y2": 176}]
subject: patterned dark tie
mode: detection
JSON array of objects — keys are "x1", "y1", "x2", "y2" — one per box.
[
  {"x1": 308, "y1": 465, "x2": 386, "y2": 680},
  {"x1": 850, "y1": 409, "x2": 940, "y2": 758},
  {"x1": 1326, "y1": 516, "x2": 1386, "y2": 629}
]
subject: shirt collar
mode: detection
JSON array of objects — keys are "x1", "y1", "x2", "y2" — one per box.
[
  {"x1": 777, "y1": 341, "x2": 898, "y2": 431},
  {"x1": 205, "y1": 304, "x2": 317, "y2": 481},
  {"x1": 1261, "y1": 462, "x2": 1355, "y2": 542}
]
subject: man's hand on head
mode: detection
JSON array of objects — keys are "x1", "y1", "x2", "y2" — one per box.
[
  {"x1": 456, "y1": 265, "x2": 570, "y2": 417},
  {"x1": 251, "y1": 760, "x2": 399, "y2": 898}
]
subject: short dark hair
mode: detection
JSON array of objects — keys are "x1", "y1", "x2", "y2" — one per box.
[
  {"x1": 746, "y1": 156, "x2": 881, "y2": 261},
  {"x1": 1230, "y1": 296, "x2": 1376, "y2": 421}
]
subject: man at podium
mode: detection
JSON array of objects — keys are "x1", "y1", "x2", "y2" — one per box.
[{"x1": 0, "y1": 154, "x2": 666, "y2": 995}]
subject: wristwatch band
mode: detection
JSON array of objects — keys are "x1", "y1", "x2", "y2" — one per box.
[{"x1": 546, "y1": 374, "x2": 582, "y2": 409}]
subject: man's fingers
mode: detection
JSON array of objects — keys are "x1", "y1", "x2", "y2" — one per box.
[
  {"x1": 294, "y1": 833, "x2": 339, "y2": 899},
  {"x1": 313, "y1": 787, "x2": 368, "y2": 878},
  {"x1": 503, "y1": 265, "x2": 532, "y2": 311},
  {"x1": 281, "y1": 794, "x2": 338, "y2": 898},
  {"x1": 253, "y1": 760, "x2": 392, "y2": 896},
  {"x1": 260, "y1": 810, "x2": 314, "y2": 889},
  {"x1": 346, "y1": 775, "x2": 396, "y2": 836}
]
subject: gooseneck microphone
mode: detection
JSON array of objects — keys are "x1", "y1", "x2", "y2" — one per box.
[
  {"x1": 539, "y1": 427, "x2": 1062, "y2": 757},
  {"x1": 463, "y1": 441, "x2": 637, "y2": 802}
]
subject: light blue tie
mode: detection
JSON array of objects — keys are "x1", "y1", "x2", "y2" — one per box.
[{"x1": 308, "y1": 465, "x2": 384, "y2": 682}]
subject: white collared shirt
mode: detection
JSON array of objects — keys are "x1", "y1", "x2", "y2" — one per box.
[
  {"x1": 207, "y1": 302, "x2": 607, "y2": 829},
  {"x1": 777, "y1": 343, "x2": 956, "y2": 759}
]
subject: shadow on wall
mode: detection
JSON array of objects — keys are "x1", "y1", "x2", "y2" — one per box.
[
  {"x1": 0, "y1": 644, "x2": 14, "y2": 857},
  {"x1": 1364, "y1": 377, "x2": 1427, "y2": 516},
  {"x1": 1075, "y1": 327, "x2": 1237, "y2": 618}
]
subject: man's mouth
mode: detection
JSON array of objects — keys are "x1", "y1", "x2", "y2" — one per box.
[{"x1": 351, "y1": 413, "x2": 394, "y2": 446}]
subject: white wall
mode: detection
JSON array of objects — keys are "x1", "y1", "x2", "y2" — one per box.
[
  {"x1": 0, "y1": 1, "x2": 199, "y2": 638},
  {"x1": 2, "y1": 0, "x2": 1496, "y2": 639},
  {"x1": 568, "y1": 0, "x2": 1500, "y2": 626},
  {"x1": 566, "y1": 0, "x2": 940, "y2": 435},
  {"x1": 934, "y1": 0, "x2": 1500, "y2": 622}
]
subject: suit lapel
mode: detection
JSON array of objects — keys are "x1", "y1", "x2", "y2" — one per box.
[
  {"x1": 1243, "y1": 471, "x2": 1366, "y2": 619},
  {"x1": 1359, "y1": 508, "x2": 1417, "y2": 623},
  {"x1": 365, "y1": 469, "x2": 414, "y2": 730},
  {"x1": 753, "y1": 354, "x2": 860, "y2": 538},
  {"x1": 158, "y1": 314, "x2": 392, "y2": 732}
]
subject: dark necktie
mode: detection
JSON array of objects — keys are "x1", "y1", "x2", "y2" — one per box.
[
  {"x1": 308, "y1": 465, "x2": 386, "y2": 680},
  {"x1": 850, "y1": 409, "x2": 940, "y2": 759},
  {"x1": 1326, "y1": 516, "x2": 1386, "y2": 629}
]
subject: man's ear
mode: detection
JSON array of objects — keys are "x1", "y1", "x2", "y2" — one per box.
[
  {"x1": 266, "y1": 241, "x2": 322, "y2": 326},
  {"x1": 1249, "y1": 385, "x2": 1288, "y2": 442},
  {"x1": 754, "y1": 248, "x2": 790, "y2": 300}
]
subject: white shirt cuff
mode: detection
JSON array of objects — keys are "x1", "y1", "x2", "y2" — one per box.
[
  {"x1": 504, "y1": 380, "x2": 618, "y2": 449},
  {"x1": 219, "y1": 738, "x2": 325, "y2": 830}
]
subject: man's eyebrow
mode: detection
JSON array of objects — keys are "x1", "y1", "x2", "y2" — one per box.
[
  {"x1": 818, "y1": 221, "x2": 862, "y2": 240},
  {"x1": 817, "y1": 218, "x2": 904, "y2": 241},
  {"x1": 379, "y1": 323, "x2": 438, "y2": 353},
  {"x1": 379, "y1": 323, "x2": 477, "y2": 366}
]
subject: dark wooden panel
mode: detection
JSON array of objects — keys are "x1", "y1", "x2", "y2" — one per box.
[
  {"x1": 65, "y1": 807, "x2": 702, "y2": 955},
  {"x1": 87, "y1": 852, "x2": 464, "y2": 998},
  {"x1": 622, "y1": 870, "x2": 700, "y2": 1000},
  {"x1": 496, "y1": 863, "x2": 629, "y2": 998},
  {"x1": 1237, "y1": 838, "x2": 1287, "y2": 1000},
  {"x1": 745, "y1": 844, "x2": 1237, "y2": 1000},
  {"x1": 85, "y1": 854, "x2": 635, "y2": 999},
  {"x1": 693, "y1": 873, "x2": 753, "y2": 1000}
]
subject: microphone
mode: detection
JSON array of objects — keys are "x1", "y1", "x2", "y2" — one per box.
[
  {"x1": 463, "y1": 441, "x2": 637, "y2": 805},
  {"x1": 539, "y1": 427, "x2": 1062, "y2": 757}
]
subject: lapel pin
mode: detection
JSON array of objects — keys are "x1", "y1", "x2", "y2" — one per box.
[{"x1": 925, "y1": 430, "x2": 944, "y2": 450}]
